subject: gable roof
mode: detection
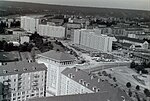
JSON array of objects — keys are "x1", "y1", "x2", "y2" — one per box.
[
  {"x1": 37, "y1": 50, "x2": 75, "y2": 62},
  {"x1": 115, "y1": 36, "x2": 146, "y2": 43},
  {"x1": 0, "y1": 61, "x2": 47, "y2": 76},
  {"x1": 29, "y1": 92, "x2": 130, "y2": 101},
  {"x1": 61, "y1": 67, "x2": 130, "y2": 101}
]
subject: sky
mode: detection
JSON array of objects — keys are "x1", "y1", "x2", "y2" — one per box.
[{"x1": 4, "y1": 0, "x2": 150, "y2": 10}]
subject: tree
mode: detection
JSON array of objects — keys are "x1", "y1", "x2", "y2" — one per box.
[
  {"x1": 141, "y1": 61, "x2": 147, "y2": 68},
  {"x1": 130, "y1": 61, "x2": 136, "y2": 68},
  {"x1": 113, "y1": 77, "x2": 117, "y2": 82},
  {"x1": 126, "y1": 82, "x2": 131, "y2": 88},
  {"x1": 143, "y1": 89, "x2": 150, "y2": 97},
  {"x1": 128, "y1": 89, "x2": 132, "y2": 97},
  {"x1": 136, "y1": 85, "x2": 140, "y2": 90}
]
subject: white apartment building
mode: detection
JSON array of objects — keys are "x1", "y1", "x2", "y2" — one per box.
[
  {"x1": 35, "y1": 50, "x2": 76, "y2": 96},
  {"x1": 38, "y1": 24, "x2": 66, "y2": 38},
  {"x1": 0, "y1": 61, "x2": 47, "y2": 101},
  {"x1": 21, "y1": 16, "x2": 66, "y2": 38},
  {"x1": 74, "y1": 29, "x2": 116, "y2": 52},
  {"x1": 21, "y1": 16, "x2": 40, "y2": 33},
  {"x1": 60, "y1": 67, "x2": 130, "y2": 101}
]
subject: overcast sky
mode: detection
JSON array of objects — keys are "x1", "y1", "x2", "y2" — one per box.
[{"x1": 4, "y1": 0, "x2": 150, "y2": 10}]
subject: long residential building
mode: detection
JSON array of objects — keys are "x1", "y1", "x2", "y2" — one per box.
[
  {"x1": 60, "y1": 67, "x2": 130, "y2": 101},
  {"x1": 21, "y1": 16, "x2": 66, "y2": 38},
  {"x1": 38, "y1": 24, "x2": 66, "y2": 38},
  {"x1": 73, "y1": 29, "x2": 116, "y2": 52},
  {"x1": 35, "y1": 50, "x2": 76, "y2": 96},
  {"x1": 0, "y1": 61, "x2": 47, "y2": 101}
]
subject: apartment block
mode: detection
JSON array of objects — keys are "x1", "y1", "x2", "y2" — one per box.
[
  {"x1": 0, "y1": 61, "x2": 47, "y2": 101},
  {"x1": 60, "y1": 67, "x2": 130, "y2": 101},
  {"x1": 74, "y1": 29, "x2": 116, "y2": 52},
  {"x1": 36, "y1": 50, "x2": 76, "y2": 96}
]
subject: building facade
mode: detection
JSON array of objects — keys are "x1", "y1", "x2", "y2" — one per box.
[
  {"x1": 73, "y1": 29, "x2": 116, "y2": 52},
  {"x1": 35, "y1": 50, "x2": 76, "y2": 96},
  {"x1": 38, "y1": 24, "x2": 66, "y2": 38},
  {"x1": 0, "y1": 61, "x2": 47, "y2": 101},
  {"x1": 21, "y1": 16, "x2": 40, "y2": 33},
  {"x1": 60, "y1": 67, "x2": 130, "y2": 101}
]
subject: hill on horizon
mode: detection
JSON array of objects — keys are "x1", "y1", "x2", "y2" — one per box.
[{"x1": 0, "y1": 1, "x2": 150, "y2": 19}]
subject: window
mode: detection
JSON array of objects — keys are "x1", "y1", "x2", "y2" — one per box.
[
  {"x1": 13, "y1": 93, "x2": 16, "y2": 96},
  {"x1": 22, "y1": 91, "x2": 25, "y2": 95},
  {"x1": 18, "y1": 97, "x2": 21, "y2": 99},
  {"x1": 18, "y1": 93, "x2": 21, "y2": 96},
  {"x1": 31, "y1": 94, "x2": 35, "y2": 97}
]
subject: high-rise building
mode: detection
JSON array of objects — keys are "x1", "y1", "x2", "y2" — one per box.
[
  {"x1": 38, "y1": 24, "x2": 66, "y2": 38},
  {"x1": 0, "y1": 61, "x2": 47, "y2": 101},
  {"x1": 21, "y1": 16, "x2": 66, "y2": 38},
  {"x1": 21, "y1": 16, "x2": 40, "y2": 33},
  {"x1": 35, "y1": 50, "x2": 76, "y2": 96},
  {"x1": 74, "y1": 29, "x2": 116, "y2": 52}
]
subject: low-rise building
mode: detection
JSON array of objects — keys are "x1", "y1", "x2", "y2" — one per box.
[
  {"x1": 116, "y1": 36, "x2": 149, "y2": 49},
  {"x1": 124, "y1": 28, "x2": 144, "y2": 36}
]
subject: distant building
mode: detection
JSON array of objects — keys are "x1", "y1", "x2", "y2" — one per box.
[
  {"x1": 74, "y1": 29, "x2": 116, "y2": 52},
  {"x1": 36, "y1": 50, "x2": 76, "y2": 96},
  {"x1": 6, "y1": 28, "x2": 26, "y2": 35},
  {"x1": 21, "y1": 16, "x2": 40, "y2": 33},
  {"x1": 130, "y1": 52, "x2": 150, "y2": 63},
  {"x1": 116, "y1": 36, "x2": 149, "y2": 49},
  {"x1": 47, "y1": 19, "x2": 64, "y2": 26},
  {"x1": 128, "y1": 33, "x2": 150, "y2": 40},
  {"x1": 124, "y1": 28, "x2": 144, "y2": 36},
  {"x1": 28, "y1": 91, "x2": 131, "y2": 101},
  {"x1": 38, "y1": 24, "x2": 66, "y2": 38},
  {"x1": 98, "y1": 27, "x2": 112, "y2": 34},
  {"x1": 20, "y1": 36, "x2": 30, "y2": 44},
  {"x1": 0, "y1": 61, "x2": 47, "y2": 101},
  {"x1": 111, "y1": 27, "x2": 125, "y2": 35},
  {"x1": 60, "y1": 67, "x2": 130, "y2": 101}
]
